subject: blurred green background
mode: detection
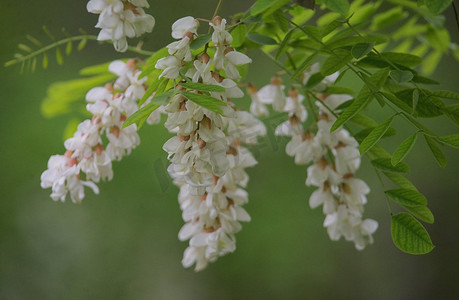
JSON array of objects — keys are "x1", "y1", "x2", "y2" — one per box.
[{"x1": 1, "y1": 1, "x2": 458, "y2": 299}]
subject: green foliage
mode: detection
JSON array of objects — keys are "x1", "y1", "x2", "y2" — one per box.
[
  {"x1": 331, "y1": 68, "x2": 390, "y2": 132},
  {"x1": 437, "y1": 134, "x2": 459, "y2": 148},
  {"x1": 179, "y1": 82, "x2": 226, "y2": 93},
  {"x1": 322, "y1": 0, "x2": 350, "y2": 15},
  {"x1": 425, "y1": 135, "x2": 447, "y2": 167},
  {"x1": 41, "y1": 72, "x2": 115, "y2": 118},
  {"x1": 181, "y1": 92, "x2": 227, "y2": 114},
  {"x1": 351, "y1": 42, "x2": 375, "y2": 59},
  {"x1": 359, "y1": 116, "x2": 395, "y2": 154},
  {"x1": 389, "y1": 70, "x2": 413, "y2": 83},
  {"x1": 190, "y1": 34, "x2": 212, "y2": 50},
  {"x1": 391, "y1": 213, "x2": 434, "y2": 254},
  {"x1": 403, "y1": 205, "x2": 435, "y2": 224},
  {"x1": 385, "y1": 189, "x2": 427, "y2": 207},
  {"x1": 321, "y1": 48, "x2": 352, "y2": 76},
  {"x1": 424, "y1": 0, "x2": 453, "y2": 15},
  {"x1": 391, "y1": 133, "x2": 418, "y2": 165},
  {"x1": 371, "y1": 158, "x2": 410, "y2": 173},
  {"x1": 247, "y1": 33, "x2": 278, "y2": 45}
]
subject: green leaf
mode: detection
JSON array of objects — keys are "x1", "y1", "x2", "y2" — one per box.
[
  {"x1": 371, "y1": 7, "x2": 407, "y2": 30},
  {"x1": 425, "y1": 0, "x2": 453, "y2": 15},
  {"x1": 381, "y1": 92, "x2": 415, "y2": 115},
  {"x1": 431, "y1": 90, "x2": 459, "y2": 100},
  {"x1": 354, "y1": 127, "x2": 396, "y2": 141},
  {"x1": 305, "y1": 73, "x2": 325, "y2": 88},
  {"x1": 351, "y1": 42, "x2": 375, "y2": 59},
  {"x1": 391, "y1": 133, "x2": 418, "y2": 165},
  {"x1": 322, "y1": 48, "x2": 352, "y2": 76},
  {"x1": 372, "y1": 158, "x2": 410, "y2": 173},
  {"x1": 425, "y1": 135, "x2": 447, "y2": 167},
  {"x1": 42, "y1": 53, "x2": 48, "y2": 69},
  {"x1": 231, "y1": 25, "x2": 247, "y2": 48},
  {"x1": 359, "y1": 116, "x2": 395, "y2": 154},
  {"x1": 56, "y1": 47, "x2": 63, "y2": 65},
  {"x1": 403, "y1": 205, "x2": 435, "y2": 224},
  {"x1": 324, "y1": 86, "x2": 354, "y2": 95},
  {"x1": 443, "y1": 104, "x2": 459, "y2": 126},
  {"x1": 276, "y1": 28, "x2": 295, "y2": 59},
  {"x1": 246, "y1": 33, "x2": 277, "y2": 45},
  {"x1": 394, "y1": 89, "x2": 445, "y2": 118},
  {"x1": 291, "y1": 50, "x2": 319, "y2": 79},
  {"x1": 190, "y1": 34, "x2": 212, "y2": 50},
  {"x1": 123, "y1": 102, "x2": 160, "y2": 129},
  {"x1": 390, "y1": 70, "x2": 413, "y2": 83},
  {"x1": 384, "y1": 172, "x2": 418, "y2": 191},
  {"x1": 66, "y1": 41, "x2": 72, "y2": 55},
  {"x1": 41, "y1": 73, "x2": 116, "y2": 118},
  {"x1": 350, "y1": 113, "x2": 379, "y2": 128},
  {"x1": 63, "y1": 118, "x2": 81, "y2": 140},
  {"x1": 138, "y1": 77, "x2": 164, "y2": 106},
  {"x1": 331, "y1": 94, "x2": 369, "y2": 132},
  {"x1": 179, "y1": 82, "x2": 226, "y2": 93},
  {"x1": 437, "y1": 134, "x2": 459, "y2": 149},
  {"x1": 251, "y1": 0, "x2": 290, "y2": 16},
  {"x1": 412, "y1": 89, "x2": 419, "y2": 113},
  {"x1": 391, "y1": 213, "x2": 434, "y2": 254},
  {"x1": 77, "y1": 38, "x2": 87, "y2": 51},
  {"x1": 385, "y1": 189, "x2": 427, "y2": 207},
  {"x1": 181, "y1": 91, "x2": 227, "y2": 114},
  {"x1": 361, "y1": 52, "x2": 422, "y2": 68},
  {"x1": 322, "y1": 0, "x2": 350, "y2": 15},
  {"x1": 251, "y1": 0, "x2": 276, "y2": 15}
]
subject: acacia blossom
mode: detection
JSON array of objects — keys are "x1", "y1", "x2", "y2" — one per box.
[
  {"x1": 87, "y1": 0, "x2": 155, "y2": 52},
  {"x1": 255, "y1": 67, "x2": 378, "y2": 250},
  {"x1": 41, "y1": 59, "x2": 161, "y2": 203},
  {"x1": 159, "y1": 16, "x2": 264, "y2": 271}
]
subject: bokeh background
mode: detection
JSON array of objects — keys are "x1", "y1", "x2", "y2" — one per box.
[{"x1": 1, "y1": 1, "x2": 458, "y2": 299}]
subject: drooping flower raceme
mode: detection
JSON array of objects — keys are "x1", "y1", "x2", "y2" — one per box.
[
  {"x1": 255, "y1": 67, "x2": 378, "y2": 250},
  {"x1": 159, "y1": 16, "x2": 264, "y2": 271},
  {"x1": 41, "y1": 59, "x2": 161, "y2": 203},
  {"x1": 87, "y1": 0, "x2": 155, "y2": 52}
]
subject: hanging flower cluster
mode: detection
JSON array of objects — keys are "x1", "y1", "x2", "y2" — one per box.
[
  {"x1": 159, "y1": 16, "x2": 265, "y2": 270},
  {"x1": 40, "y1": 59, "x2": 161, "y2": 203},
  {"x1": 251, "y1": 64, "x2": 378, "y2": 250},
  {"x1": 86, "y1": 0, "x2": 155, "y2": 52}
]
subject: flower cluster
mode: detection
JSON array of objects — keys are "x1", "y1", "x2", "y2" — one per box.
[
  {"x1": 41, "y1": 59, "x2": 161, "y2": 203},
  {"x1": 87, "y1": 0, "x2": 155, "y2": 52},
  {"x1": 159, "y1": 16, "x2": 264, "y2": 270},
  {"x1": 253, "y1": 64, "x2": 378, "y2": 250}
]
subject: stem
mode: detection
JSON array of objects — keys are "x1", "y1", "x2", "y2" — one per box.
[
  {"x1": 5, "y1": 35, "x2": 154, "y2": 67},
  {"x1": 212, "y1": 0, "x2": 224, "y2": 19},
  {"x1": 374, "y1": 167, "x2": 393, "y2": 215},
  {"x1": 453, "y1": 2, "x2": 459, "y2": 33}
]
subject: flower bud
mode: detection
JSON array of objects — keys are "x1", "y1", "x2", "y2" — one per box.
[{"x1": 211, "y1": 16, "x2": 222, "y2": 26}]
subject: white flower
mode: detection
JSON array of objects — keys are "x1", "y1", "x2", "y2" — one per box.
[
  {"x1": 42, "y1": 58, "x2": 151, "y2": 203},
  {"x1": 354, "y1": 219, "x2": 378, "y2": 250},
  {"x1": 209, "y1": 17, "x2": 232, "y2": 45},
  {"x1": 156, "y1": 56, "x2": 181, "y2": 79},
  {"x1": 223, "y1": 50, "x2": 252, "y2": 80},
  {"x1": 285, "y1": 134, "x2": 323, "y2": 165},
  {"x1": 87, "y1": 0, "x2": 155, "y2": 52},
  {"x1": 284, "y1": 90, "x2": 307, "y2": 121},
  {"x1": 167, "y1": 37, "x2": 192, "y2": 61},
  {"x1": 171, "y1": 16, "x2": 198, "y2": 39},
  {"x1": 257, "y1": 77, "x2": 286, "y2": 112}
]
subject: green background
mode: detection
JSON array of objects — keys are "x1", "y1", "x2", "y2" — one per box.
[{"x1": 1, "y1": 1, "x2": 458, "y2": 299}]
